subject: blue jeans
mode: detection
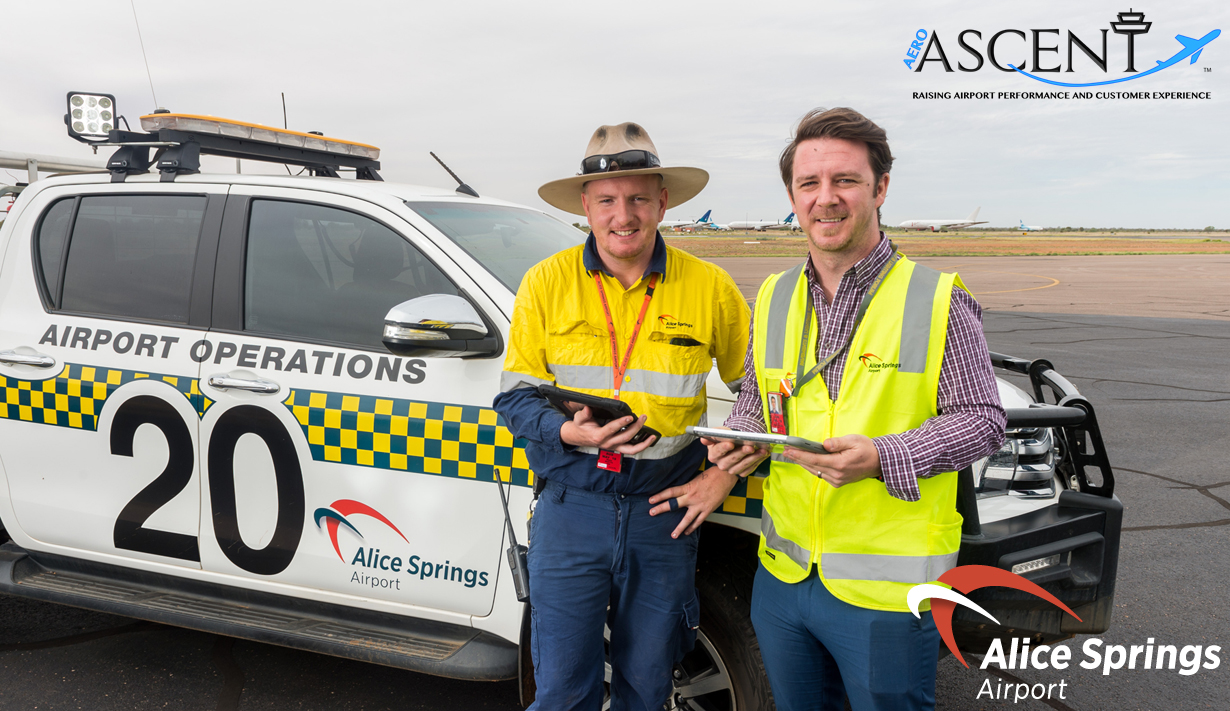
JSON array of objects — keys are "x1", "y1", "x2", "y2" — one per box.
[
  {"x1": 527, "y1": 480, "x2": 699, "y2": 711},
  {"x1": 751, "y1": 564, "x2": 941, "y2": 711}
]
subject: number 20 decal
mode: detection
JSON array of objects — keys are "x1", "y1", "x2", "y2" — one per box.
[
  {"x1": 110, "y1": 396, "x2": 200, "y2": 562},
  {"x1": 109, "y1": 396, "x2": 305, "y2": 576}
]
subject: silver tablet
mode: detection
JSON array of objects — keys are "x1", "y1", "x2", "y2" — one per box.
[{"x1": 687, "y1": 426, "x2": 829, "y2": 454}]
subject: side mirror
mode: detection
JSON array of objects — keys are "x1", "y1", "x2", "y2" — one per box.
[{"x1": 382, "y1": 294, "x2": 500, "y2": 358}]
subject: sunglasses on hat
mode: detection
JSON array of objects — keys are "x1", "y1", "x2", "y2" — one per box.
[{"x1": 580, "y1": 149, "x2": 661, "y2": 175}]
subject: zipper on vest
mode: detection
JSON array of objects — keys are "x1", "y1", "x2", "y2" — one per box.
[{"x1": 812, "y1": 397, "x2": 835, "y2": 572}]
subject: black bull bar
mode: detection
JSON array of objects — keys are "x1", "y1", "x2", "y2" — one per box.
[{"x1": 950, "y1": 352, "x2": 1122, "y2": 651}]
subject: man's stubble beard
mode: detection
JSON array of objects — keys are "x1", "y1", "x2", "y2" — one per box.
[{"x1": 806, "y1": 204, "x2": 877, "y2": 257}]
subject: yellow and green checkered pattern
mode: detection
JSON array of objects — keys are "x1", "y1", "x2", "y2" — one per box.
[
  {"x1": 283, "y1": 389, "x2": 535, "y2": 488},
  {"x1": 719, "y1": 472, "x2": 767, "y2": 519},
  {"x1": 0, "y1": 363, "x2": 212, "y2": 430}
]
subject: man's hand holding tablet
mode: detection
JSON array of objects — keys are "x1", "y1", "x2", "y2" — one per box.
[
  {"x1": 561, "y1": 406, "x2": 657, "y2": 454},
  {"x1": 697, "y1": 427, "x2": 771, "y2": 478}
]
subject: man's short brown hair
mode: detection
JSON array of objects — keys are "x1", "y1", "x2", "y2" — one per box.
[{"x1": 779, "y1": 107, "x2": 894, "y2": 195}]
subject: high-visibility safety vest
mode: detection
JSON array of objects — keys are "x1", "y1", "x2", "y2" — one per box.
[
  {"x1": 752, "y1": 255, "x2": 965, "y2": 612},
  {"x1": 501, "y1": 239, "x2": 749, "y2": 461}
]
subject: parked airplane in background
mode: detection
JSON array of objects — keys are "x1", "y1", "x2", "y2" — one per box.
[
  {"x1": 1019, "y1": 220, "x2": 1043, "y2": 232},
  {"x1": 762, "y1": 213, "x2": 800, "y2": 231},
  {"x1": 898, "y1": 207, "x2": 987, "y2": 232},
  {"x1": 662, "y1": 209, "x2": 713, "y2": 230},
  {"x1": 728, "y1": 212, "x2": 796, "y2": 231}
]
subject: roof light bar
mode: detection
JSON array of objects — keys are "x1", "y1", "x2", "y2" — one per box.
[{"x1": 139, "y1": 114, "x2": 380, "y2": 161}]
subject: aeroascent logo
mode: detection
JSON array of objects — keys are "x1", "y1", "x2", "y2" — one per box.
[{"x1": 904, "y1": 10, "x2": 1220, "y2": 102}]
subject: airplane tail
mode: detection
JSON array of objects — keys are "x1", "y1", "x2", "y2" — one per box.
[
  {"x1": 696, "y1": 209, "x2": 711, "y2": 223},
  {"x1": 1019, "y1": 219, "x2": 1026, "y2": 228},
  {"x1": 784, "y1": 212, "x2": 794, "y2": 224},
  {"x1": 968, "y1": 207, "x2": 981, "y2": 221}
]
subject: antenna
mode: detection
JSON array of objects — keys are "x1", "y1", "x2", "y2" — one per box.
[
  {"x1": 495, "y1": 472, "x2": 530, "y2": 603},
  {"x1": 129, "y1": 0, "x2": 159, "y2": 110},
  {"x1": 281, "y1": 93, "x2": 292, "y2": 175},
  {"x1": 429, "y1": 151, "x2": 479, "y2": 197}
]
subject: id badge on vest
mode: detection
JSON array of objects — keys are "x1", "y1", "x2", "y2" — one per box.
[{"x1": 768, "y1": 377, "x2": 792, "y2": 435}]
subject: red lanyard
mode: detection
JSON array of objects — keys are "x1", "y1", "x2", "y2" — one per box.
[{"x1": 592, "y1": 272, "x2": 658, "y2": 399}]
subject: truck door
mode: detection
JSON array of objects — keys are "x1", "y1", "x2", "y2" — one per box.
[
  {"x1": 0, "y1": 185, "x2": 224, "y2": 569},
  {"x1": 198, "y1": 188, "x2": 509, "y2": 617}
]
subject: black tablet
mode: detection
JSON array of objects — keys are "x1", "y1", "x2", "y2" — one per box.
[{"x1": 537, "y1": 384, "x2": 660, "y2": 446}]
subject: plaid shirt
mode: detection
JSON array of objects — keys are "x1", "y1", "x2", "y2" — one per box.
[{"x1": 725, "y1": 236, "x2": 1006, "y2": 502}]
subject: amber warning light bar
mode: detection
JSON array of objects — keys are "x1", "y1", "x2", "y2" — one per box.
[{"x1": 64, "y1": 91, "x2": 382, "y2": 184}]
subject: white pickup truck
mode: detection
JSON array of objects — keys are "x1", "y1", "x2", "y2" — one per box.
[{"x1": 0, "y1": 107, "x2": 1122, "y2": 709}]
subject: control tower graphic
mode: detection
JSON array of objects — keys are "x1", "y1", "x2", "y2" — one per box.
[{"x1": 1111, "y1": 9, "x2": 1153, "y2": 72}]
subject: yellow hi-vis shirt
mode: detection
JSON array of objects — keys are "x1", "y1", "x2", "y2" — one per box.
[
  {"x1": 500, "y1": 234, "x2": 749, "y2": 466},
  {"x1": 752, "y1": 255, "x2": 964, "y2": 612}
]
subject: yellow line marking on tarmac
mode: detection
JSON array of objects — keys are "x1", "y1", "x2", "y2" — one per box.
[{"x1": 965, "y1": 271, "x2": 1061, "y2": 295}]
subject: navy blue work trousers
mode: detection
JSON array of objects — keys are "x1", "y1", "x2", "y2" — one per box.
[
  {"x1": 751, "y1": 564, "x2": 941, "y2": 711},
  {"x1": 527, "y1": 480, "x2": 699, "y2": 711}
]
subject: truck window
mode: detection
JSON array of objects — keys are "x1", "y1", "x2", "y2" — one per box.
[
  {"x1": 35, "y1": 198, "x2": 75, "y2": 307},
  {"x1": 407, "y1": 202, "x2": 585, "y2": 293},
  {"x1": 243, "y1": 199, "x2": 459, "y2": 350},
  {"x1": 59, "y1": 195, "x2": 207, "y2": 323}
]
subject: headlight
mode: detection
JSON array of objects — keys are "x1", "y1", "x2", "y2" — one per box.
[{"x1": 974, "y1": 439, "x2": 1019, "y2": 494}]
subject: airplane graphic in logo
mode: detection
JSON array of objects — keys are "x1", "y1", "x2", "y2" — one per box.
[
  {"x1": 1012, "y1": 28, "x2": 1220, "y2": 88},
  {"x1": 313, "y1": 499, "x2": 409, "y2": 561},
  {"x1": 907, "y1": 565, "x2": 1082, "y2": 668}
]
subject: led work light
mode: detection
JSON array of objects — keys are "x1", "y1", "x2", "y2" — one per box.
[{"x1": 66, "y1": 91, "x2": 117, "y2": 142}]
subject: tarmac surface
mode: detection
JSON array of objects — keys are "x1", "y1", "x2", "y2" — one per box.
[
  {"x1": 2, "y1": 257, "x2": 1228, "y2": 710},
  {"x1": 711, "y1": 254, "x2": 1230, "y2": 322}
]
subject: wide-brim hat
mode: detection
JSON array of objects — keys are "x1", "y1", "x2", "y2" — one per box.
[{"x1": 538, "y1": 122, "x2": 709, "y2": 216}]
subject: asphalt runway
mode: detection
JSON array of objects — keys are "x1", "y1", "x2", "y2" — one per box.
[
  {"x1": 2, "y1": 259, "x2": 1228, "y2": 709},
  {"x1": 710, "y1": 254, "x2": 1230, "y2": 322}
]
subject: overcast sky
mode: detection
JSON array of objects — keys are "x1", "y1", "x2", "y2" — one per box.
[{"x1": 2, "y1": 1, "x2": 1226, "y2": 229}]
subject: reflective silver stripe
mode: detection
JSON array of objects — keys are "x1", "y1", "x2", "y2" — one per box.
[
  {"x1": 628, "y1": 369, "x2": 707, "y2": 398},
  {"x1": 763, "y1": 262, "x2": 806, "y2": 370},
  {"x1": 550, "y1": 364, "x2": 708, "y2": 399},
  {"x1": 821, "y1": 551, "x2": 959, "y2": 583},
  {"x1": 500, "y1": 371, "x2": 551, "y2": 393},
  {"x1": 549, "y1": 363, "x2": 610, "y2": 390},
  {"x1": 769, "y1": 452, "x2": 791, "y2": 463},
  {"x1": 899, "y1": 264, "x2": 941, "y2": 374},
  {"x1": 725, "y1": 376, "x2": 745, "y2": 394},
  {"x1": 760, "y1": 508, "x2": 811, "y2": 570}
]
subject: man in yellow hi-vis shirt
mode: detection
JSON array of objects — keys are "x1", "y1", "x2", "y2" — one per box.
[{"x1": 493, "y1": 122, "x2": 750, "y2": 711}]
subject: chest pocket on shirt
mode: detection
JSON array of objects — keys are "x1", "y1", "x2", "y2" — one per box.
[
  {"x1": 643, "y1": 329, "x2": 712, "y2": 397},
  {"x1": 546, "y1": 319, "x2": 608, "y2": 373}
]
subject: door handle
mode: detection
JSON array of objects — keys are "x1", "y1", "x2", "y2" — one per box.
[
  {"x1": 0, "y1": 350, "x2": 57, "y2": 368},
  {"x1": 207, "y1": 375, "x2": 281, "y2": 394}
]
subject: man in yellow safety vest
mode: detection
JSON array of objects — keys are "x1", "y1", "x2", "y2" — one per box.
[{"x1": 704, "y1": 107, "x2": 1006, "y2": 710}]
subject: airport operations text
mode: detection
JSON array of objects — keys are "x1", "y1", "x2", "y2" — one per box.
[{"x1": 912, "y1": 91, "x2": 1212, "y2": 100}]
